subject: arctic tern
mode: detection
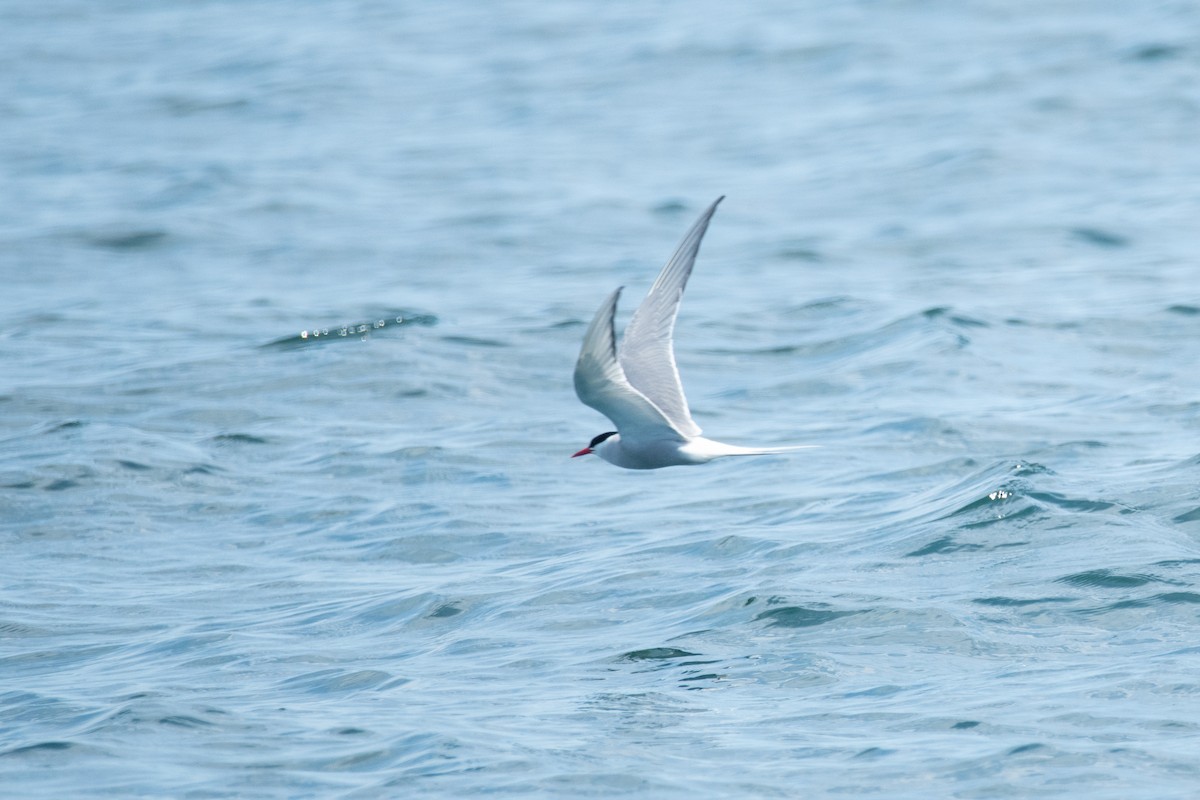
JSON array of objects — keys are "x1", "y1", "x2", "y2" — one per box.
[{"x1": 572, "y1": 196, "x2": 815, "y2": 469}]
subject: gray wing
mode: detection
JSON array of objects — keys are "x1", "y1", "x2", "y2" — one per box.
[
  {"x1": 574, "y1": 287, "x2": 688, "y2": 442},
  {"x1": 618, "y1": 196, "x2": 724, "y2": 439}
]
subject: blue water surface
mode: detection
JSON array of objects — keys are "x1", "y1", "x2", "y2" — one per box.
[{"x1": 3, "y1": 1, "x2": 1200, "y2": 797}]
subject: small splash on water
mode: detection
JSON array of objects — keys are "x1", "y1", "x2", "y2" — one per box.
[{"x1": 266, "y1": 311, "x2": 437, "y2": 348}]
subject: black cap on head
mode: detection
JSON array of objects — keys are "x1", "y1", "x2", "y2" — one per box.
[{"x1": 589, "y1": 431, "x2": 617, "y2": 448}]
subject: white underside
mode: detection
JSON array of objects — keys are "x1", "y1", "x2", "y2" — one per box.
[{"x1": 594, "y1": 434, "x2": 814, "y2": 470}]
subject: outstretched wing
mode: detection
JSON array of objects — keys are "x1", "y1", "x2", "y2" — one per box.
[
  {"x1": 617, "y1": 196, "x2": 724, "y2": 439},
  {"x1": 574, "y1": 287, "x2": 688, "y2": 442}
]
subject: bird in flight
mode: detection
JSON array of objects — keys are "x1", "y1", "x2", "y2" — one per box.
[{"x1": 572, "y1": 196, "x2": 815, "y2": 469}]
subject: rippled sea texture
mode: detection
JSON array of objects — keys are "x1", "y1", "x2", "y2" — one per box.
[{"x1": 3, "y1": 1, "x2": 1200, "y2": 797}]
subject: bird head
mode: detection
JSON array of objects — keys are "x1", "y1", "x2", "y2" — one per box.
[{"x1": 572, "y1": 430, "x2": 617, "y2": 458}]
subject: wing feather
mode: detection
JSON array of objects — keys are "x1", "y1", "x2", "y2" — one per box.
[
  {"x1": 618, "y1": 196, "x2": 724, "y2": 439},
  {"x1": 573, "y1": 288, "x2": 687, "y2": 442}
]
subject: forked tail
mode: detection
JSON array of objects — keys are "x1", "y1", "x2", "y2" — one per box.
[
  {"x1": 718, "y1": 443, "x2": 818, "y2": 457},
  {"x1": 684, "y1": 437, "x2": 818, "y2": 462}
]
